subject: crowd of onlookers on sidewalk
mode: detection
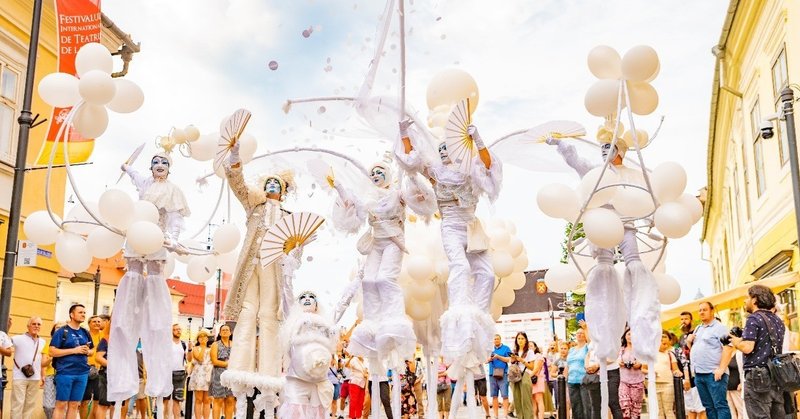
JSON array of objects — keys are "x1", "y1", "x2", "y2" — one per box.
[{"x1": 0, "y1": 283, "x2": 796, "y2": 418}]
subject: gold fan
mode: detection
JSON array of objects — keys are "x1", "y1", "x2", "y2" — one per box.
[
  {"x1": 523, "y1": 120, "x2": 587, "y2": 144},
  {"x1": 214, "y1": 108, "x2": 252, "y2": 171},
  {"x1": 444, "y1": 98, "x2": 474, "y2": 174},
  {"x1": 259, "y1": 212, "x2": 325, "y2": 268}
]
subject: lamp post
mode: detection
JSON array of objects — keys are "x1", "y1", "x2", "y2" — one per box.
[
  {"x1": 0, "y1": 0, "x2": 43, "y2": 333},
  {"x1": 779, "y1": 87, "x2": 800, "y2": 244},
  {"x1": 93, "y1": 265, "x2": 101, "y2": 315}
]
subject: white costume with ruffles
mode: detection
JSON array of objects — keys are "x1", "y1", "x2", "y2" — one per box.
[
  {"x1": 397, "y1": 135, "x2": 502, "y2": 377},
  {"x1": 107, "y1": 165, "x2": 191, "y2": 404}
]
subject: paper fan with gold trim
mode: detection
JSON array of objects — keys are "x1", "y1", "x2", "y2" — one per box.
[
  {"x1": 259, "y1": 212, "x2": 325, "y2": 268},
  {"x1": 214, "y1": 108, "x2": 252, "y2": 172},
  {"x1": 444, "y1": 98, "x2": 475, "y2": 174}
]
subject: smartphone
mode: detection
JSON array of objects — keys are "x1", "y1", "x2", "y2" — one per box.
[{"x1": 576, "y1": 312, "x2": 586, "y2": 323}]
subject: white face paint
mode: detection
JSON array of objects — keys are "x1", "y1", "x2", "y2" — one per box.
[
  {"x1": 600, "y1": 143, "x2": 618, "y2": 162},
  {"x1": 264, "y1": 177, "x2": 283, "y2": 195},
  {"x1": 438, "y1": 142, "x2": 450, "y2": 163},
  {"x1": 370, "y1": 166, "x2": 388, "y2": 188},
  {"x1": 298, "y1": 292, "x2": 317, "y2": 312},
  {"x1": 151, "y1": 157, "x2": 170, "y2": 179}
]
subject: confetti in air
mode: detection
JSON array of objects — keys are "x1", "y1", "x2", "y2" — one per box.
[{"x1": 268, "y1": 60, "x2": 279, "y2": 70}]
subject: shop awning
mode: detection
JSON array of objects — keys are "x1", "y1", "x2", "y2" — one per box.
[{"x1": 661, "y1": 271, "x2": 799, "y2": 329}]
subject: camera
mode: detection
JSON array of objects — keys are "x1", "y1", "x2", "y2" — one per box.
[
  {"x1": 624, "y1": 361, "x2": 635, "y2": 369},
  {"x1": 760, "y1": 120, "x2": 774, "y2": 139},
  {"x1": 720, "y1": 326, "x2": 743, "y2": 346}
]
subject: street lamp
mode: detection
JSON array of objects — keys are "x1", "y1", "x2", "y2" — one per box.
[{"x1": 761, "y1": 86, "x2": 800, "y2": 244}]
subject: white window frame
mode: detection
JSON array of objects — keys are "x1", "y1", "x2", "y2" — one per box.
[{"x1": 0, "y1": 29, "x2": 26, "y2": 166}]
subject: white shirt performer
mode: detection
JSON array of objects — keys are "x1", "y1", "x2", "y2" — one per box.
[
  {"x1": 108, "y1": 152, "x2": 191, "y2": 404},
  {"x1": 397, "y1": 120, "x2": 502, "y2": 375},
  {"x1": 218, "y1": 138, "x2": 296, "y2": 417},
  {"x1": 277, "y1": 283, "x2": 338, "y2": 418}
]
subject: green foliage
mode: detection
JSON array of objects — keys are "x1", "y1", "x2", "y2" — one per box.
[{"x1": 559, "y1": 222, "x2": 586, "y2": 339}]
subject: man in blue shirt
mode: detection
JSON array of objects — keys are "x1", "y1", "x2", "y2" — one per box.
[
  {"x1": 49, "y1": 304, "x2": 94, "y2": 419},
  {"x1": 688, "y1": 302, "x2": 733, "y2": 419},
  {"x1": 730, "y1": 284, "x2": 785, "y2": 417},
  {"x1": 488, "y1": 334, "x2": 512, "y2": 418}
]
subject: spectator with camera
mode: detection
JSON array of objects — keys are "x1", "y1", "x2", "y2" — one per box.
[
  {"x1": 729, "y1": 284, "x2": 786, "y2": 417},
  {"x1": 11, "y1": 316, "x2": 45, "y2": 418},
  {"x1": 687, "y1": 301, "x2": 733, "y2": 419},
  {"x1": 50, "y1": 304, "x2": 94, "y2": 419}
]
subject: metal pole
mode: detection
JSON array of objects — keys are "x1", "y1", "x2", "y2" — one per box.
[
  {"x1": 780, "y1": 87, "x2": 800, "y2": 244},
  {"x1": 0, "y1": 0, "x2": 43, "y2": 334},
  {"x1": 557, "y1": 372, "x2": 567, "y2": 418},
  {"x1": 673, "y1": 376, "x2": 685, "y2": 419},
  {"x1": 214, "y1": 268, "x2": 221, "y2": 324},
  {"x1": 93, "y1": 265, "x2": 100, "y2": 315}
]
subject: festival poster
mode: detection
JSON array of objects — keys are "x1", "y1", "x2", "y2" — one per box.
[{"x1": 34, "y1": 0, "x2": 102, "y2": 165}]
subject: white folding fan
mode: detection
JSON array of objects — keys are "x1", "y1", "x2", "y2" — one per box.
[
  {"x1": 443, "y1": 98, "x2": 475, "y2": 174},
  {"x1": 259, "y1": 212, "x2": 325, "y2": 268},
  {"x1": 214, "y1": 108, "x2": 252, "y2": 172}
]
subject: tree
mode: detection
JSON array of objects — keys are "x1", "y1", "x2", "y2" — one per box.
[{"x1": 560, "y1": 222, "x2": 585, "y2": 338}]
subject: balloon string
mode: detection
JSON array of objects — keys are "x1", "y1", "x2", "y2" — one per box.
[
  {"x1": 188, "y1": 179, "x2": 226, "y2": 240},
  {"x1": 398, "y1": 0, "x2": 406, "y2": 119},
  {"x1": 44, "y1": 104, "x2": 80, "y2": 229}
]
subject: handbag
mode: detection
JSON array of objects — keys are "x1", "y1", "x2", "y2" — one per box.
[
  {"x1": 14, "y1": 335, "x2": 39, "y2": 378},
  {"x1": 581, "y1": 372, "x2": 600, "y2": 386},
  {"x1": 466, "y1": 219, "x2": 490, "y2": 253},
  {"x1": 756, "y1": 311, "x2": 800, "y2": 392},
  {"x1": 88, "y1": 365, "x2": 99, "y2": 380},
  {"x1": 508, "y1": 362, "x2": 526, "y2": 383},
  {"x1": 436, "y1": 382, "x2": 449, "y2": 393},
  {"x1": 492, "y1": 367, "x2": 505, "y2": 379}
]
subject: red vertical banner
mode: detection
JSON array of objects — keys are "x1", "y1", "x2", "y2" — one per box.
[{"x1": 34, "y1": 0, "x2": 102, "y2": 165}]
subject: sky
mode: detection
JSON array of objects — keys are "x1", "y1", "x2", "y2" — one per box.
[{"x1": 65, "y1": 0, "x2": 730, "y2": 321}]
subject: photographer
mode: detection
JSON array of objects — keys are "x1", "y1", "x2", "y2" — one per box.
[
  {"x1": 729, "y1": 284, "x2": 785, "y2": 417},
  {"x1": 687, "y1": 302, "x2": 733, "y2": 418}
]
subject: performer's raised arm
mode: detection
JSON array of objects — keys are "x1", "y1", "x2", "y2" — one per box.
[
  {"x1": 121, "y1": 163, "x2": 150, "y2": 192},
  {"x1": 468, "y1": 124, "x2": 503, "y2": 202},
  {"x1": 224, "y1": 140, "x2": 252, "y2": 209},
  {"x1": 546, "y1": 136, "x2": 594, "y2": 178}
]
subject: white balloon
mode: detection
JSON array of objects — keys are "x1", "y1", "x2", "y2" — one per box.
[
  {"x1": 627, "y1": 82, "x2": 658, "y2": 116},
  {"x1": 493, "y1": 286, "x2": 516, "y2": 307},
  {"x1": 78, "y1": 70, "x2": 116, "y2": 105},
  {"x1": 406, "y1": 301, "x2": 432, "y2": 321},
  {"x1": 587, "y1": 45, "x2": 622, "y2": 79},
  {"x1": 213, "y1": 224, "x2": 241, "y2": 254},
  {"x1": 435, "y1": 260, "x2": 450, "y2": 281},
  {"x1": 24, "y1": 211, "x2": 62, "y2": 245},
  {"x1": 491, "y1": 303, "x2": 503, "y2": 321},
  {"x1": 651, "y1": 162, "x2": 687, "y2": 203},
  {"x1": 38, "y1": 73, "x2": 80, "y2": 108},
  {"x1": 407, "y1": 255, "x2": 434, "y2": 281},
  {"x1": 72, "y1": 103, "x2": 109, "y2": 138},
  {"x1": 506, "y1": 237, "x2": 524, "y2": 258},
  {"x1": 75, "y1": 43, "x2": 113, "y2": 76},
  {"x1": 544, "y1": 263, "x2": 582, "y2": 293},
  {"x1": 171, "y1": 128, "x2": 188, "y2": 144},
  {"x1": 677, "y1": 193, "x2": 703, "y2": 224},
  {"x1": 86, "y1": 227, "x2": 124, "y2": 258},
  {"x1": 585, "y1": 79, "x2": 624, "y2": 117},
  {"x1": 164, "y1": 253, "x2": 176, "y2": 278},
  {"x1": 583, "y1": 208, "x2": 624, "y2": 248},
  {"x1": 409, "y1": 278, "x2": 436, "y2": 302},
  {"x1": 187, "y1": 255, "x2": 217, "y2": 283},
  {"x1": 611, "y1": 185, "x2": 655, "y2": 218},
  {"x1": 239, "y1": 133, "x2": 258, "y2": 164},
  {"x1": 99, "y1": 189, "x2": 134, "y2": 230},
  {"x1": 55, "y1": 232, "x2": 93, "y2": 273},
  {"x1": 654, "y1": 202, "x2": 693, "y2": 239},
  {"x1": 655, "y1": 273, "x2": 681, "y2": 304},
  {"x1": 132, "y1": 200, "x2": 159, "y2": 224},
  {"x1": 64, "y1": 201, "x2": 100, "y2": 235},
  {"x1": 106, "y1": 78, "x2": 144, "y2": 113},
  {"x1": 489, "y1": 227, "x2": 511, "y2": 250},
  {"x1": 505, "y1": 271, "x2": 527, "y2": 290},
  {"x1": 190, "y1": 133, "x2": 217, "y2": 162},
  {"x1": 537, "y1": 183, "x2": 581, "y2": 220},
  {"x1": 184, "y1": 125, "x2": 201, "y2": 142},
  {"x1": 126, "y1": 221, "x2": 164, "y2": 255},
  {"x1": 216, "y1": 250, "x2": 239, "y2": 274},
  {"x1": 486, "y1": 218, "x2": 506, "y2": 230},
  {"x1": 491, "y1": 251, "x2": 515, "y2": 278},
  {"x1": 513, "y1": 252, "x2": 529, "y2": 273},
  {"x1": 622, "y1": 45, "x2": 660, "y2": 82},
  {"x1": 504, "y1": 220, "x2": 517, "y2": 235},
  {"x1": 579, "y1": 167, "x2": 619, "y2": 208}
]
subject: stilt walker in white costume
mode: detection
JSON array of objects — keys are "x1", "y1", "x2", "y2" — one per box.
[
  {"x1": 546, "y1": 124, "x2": 661, "y2": 417},
  {"x1": 108, "y1": 151, "x2": 191, "y2": 408},
  {"x1": 278, "y1": 283, "x2": 338, "y2": 419},
  {"x1": 397, "y1": 119, "x2": 502, "y2": 414},
  {"x1": 219, "y1": 133, "x2": 296, "y2": 417}
]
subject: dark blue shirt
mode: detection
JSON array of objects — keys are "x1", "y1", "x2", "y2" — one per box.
[
  {"x1": 490, "y1": 344, "x2": 513, "y2": 372},
  {"x1": 97, "y1": 338, "x2": 108, "y2": 363},
  {"x1": 742, "y1": 310, "x2": 785, "y2": 369},
  {"x1": 50, "y1": 325, "x2": 93, "y2": 376}
]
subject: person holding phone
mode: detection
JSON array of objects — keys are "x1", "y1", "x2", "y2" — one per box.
[{"x1": 49, "y1": 304, "x2": 94, "y2": 419}]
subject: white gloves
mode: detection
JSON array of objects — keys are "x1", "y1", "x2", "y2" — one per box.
[
  {"x1": 467, "y1": 124, "x2": 485, "y2": 149},
  {"x1": 545, "y1": 136, "x2": 558, "y2": 146},
  {"x1": 399, "y1": 119, "x2": 414, "y2": 138},
  {"x1": 229, "y1": 138, "x2": 241, "y2": 165}
]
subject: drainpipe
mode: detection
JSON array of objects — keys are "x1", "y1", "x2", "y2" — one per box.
[{"x1": 100, "y1": 13, "x2": 141, "y2": 78}]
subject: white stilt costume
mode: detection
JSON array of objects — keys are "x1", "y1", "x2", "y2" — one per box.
[
  {"x1": 108, "y1": 152, "x2": 190, "y2": 404},
  {"x1": 219, "y1": 139, "x2": 294, "y2": 416},
  {"x1": 398, "y1": 122, "x2": 502, "y2": 378},
  {"x1": 277, "y1": 284, "x2": 338, "y2": 419}
]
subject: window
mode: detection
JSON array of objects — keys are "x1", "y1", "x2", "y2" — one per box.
[
  {"x1": 0, "y1": 52, "x2": 23, "y2": 164},
  {"x1": 740, "y1": 143, "x2": 752, "y2": 218},
  {"x1": 732, "y1": 166, "x2": 743, "y2": 234},
  {"x1": 750, "y1": 101, "x2": 767, "y2": 196},
  {"x1": 772, "y1": 47, "x2": 790, "y2": 165}
]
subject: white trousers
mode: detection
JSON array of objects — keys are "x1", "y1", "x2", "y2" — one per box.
[
  {"x1": 227, "y1": 262, "x2": 281, "y2": 378},
  {"x1": 440, "y1": 215, "x2": 494, "y2": 311},
  {"x1": 108, "y1": 260, "x2": 173, "y2": 401},
  {"x1": 362, "y1": 238, "x2": 405, "y2": 321},
  {"x1": 11, "y1": 379, "x2": 38, "y2": 418}
]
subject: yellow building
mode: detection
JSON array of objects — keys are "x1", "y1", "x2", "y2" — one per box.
[{"x1": 664, "y1": 0, "x2": 800, "y2": 330}]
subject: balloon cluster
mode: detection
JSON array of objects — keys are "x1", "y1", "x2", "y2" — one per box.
[
  {"x1": 157, "y1": 125, "x2": 201, "y2": 153},
  {"x1": 399, "y1": 217, "x2": 527, "y2": 322},
  {"x1": 584, "y1": 45, "x2": 659, "y2": 118},
  {"x1": 425, "y1": 69, "x2": 479, "y2": 140},
  {"x1": 37, "y1": 43, "x2": 144, "y2": 138}
]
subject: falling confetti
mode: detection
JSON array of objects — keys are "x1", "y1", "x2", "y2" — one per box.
[
  {"x1": 302, "y1": 26, "x2": 314, "y2": 38},
  {"x1": 436, "y1": 16, "x2": 442, "y2": 21},
  {"x1": 440, "y1": 34, "x2": 447, "y2": 40},
  {"x1": 317, "y1": 106, "x2": 327, "y2": 114},
  {"x1": 306, "y1": 256, "x2": 314, "y2": 262},
  {"x1": 268, "y1": 60, "x2": 279, "y2": 70},
  {"x1": 324, "y1": 65, "x2": 333, "y2": 72}
]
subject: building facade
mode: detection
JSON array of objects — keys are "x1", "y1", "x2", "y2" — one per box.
[{"x1": 702, "y1": 0, "x2": 800, "y2": 330}]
